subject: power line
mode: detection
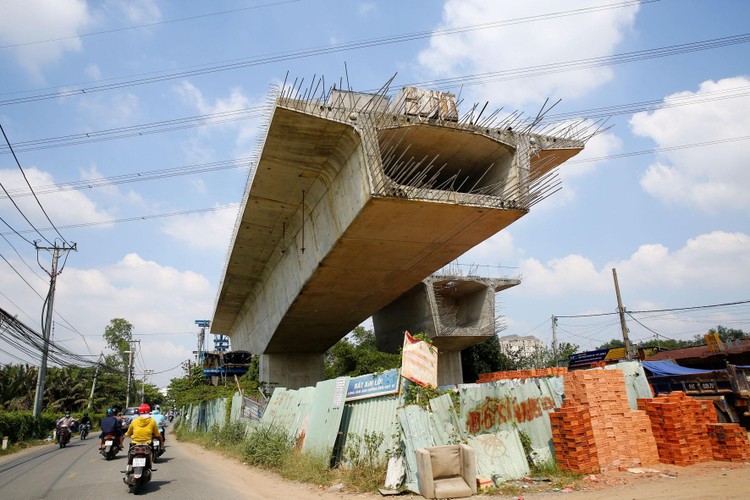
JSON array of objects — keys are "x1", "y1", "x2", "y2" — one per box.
[
  {"x1": 0, "y1": 126, "x2": 745, "y2": 238},
  {"x1": 0, "y1": 0, "x2": 303, "y2": 50},
  {"x1": 15, "y1": 1, "x2": 735, "y2": 109},
  {"x1": 0, "y1": 123, "x2": 69, "y2": 245},
  {"x1": 0, "y1": 158, "x2": 252, "y2": 199},
  {"x1": 0, "y1": 205, "x2": 237, "y2": 236}
]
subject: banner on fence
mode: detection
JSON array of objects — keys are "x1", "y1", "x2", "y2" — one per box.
[
  {"x1": 346, "y1": 369, "x2": 400, "y2": 401},
  {"x1": 401, "y1": 331, "x2": 438, "y2": 388}
]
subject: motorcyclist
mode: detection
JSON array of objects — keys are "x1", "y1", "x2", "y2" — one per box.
[
  {"x1": 80, "y1": 413, "x2": 92, "y2": 434},
  {"x1": 55, "y1": 411, "x2": 76, "y2": 443},
  {"x1": 99, "y1": 408, "x2": 124, "y2": 449},
  {"x1": 150, "y1": 407, "x2": 168, "y2": 444},
  {"x1": 125, "y1": 403, "x2": 162, "y2": 450}
]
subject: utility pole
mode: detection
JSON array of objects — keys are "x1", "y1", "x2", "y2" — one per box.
[
  {"x1": 124, "y1": 339, "x2": 140, "y2": 408},
  {"x1": 32, "y1": 242, "x2": 76, "y2": 418},
  {"x1": 551, "y1": 315, "x2": 558, "y2": 365},
  {"x1": 195, "y1": 320, "x2": 210, "y2": 364},
  {"x1": 612, "y1": 268, "x2": 633, "y2": 359},
  {"x1": 141, "y1": 369, "x2": 154, "y2": 403},
  {"x1": 87, "y1": 352, "x2": 104, "y2": 411},
  {"x1": 125, "y1": 348, "x2": 134, "y2": 408}
]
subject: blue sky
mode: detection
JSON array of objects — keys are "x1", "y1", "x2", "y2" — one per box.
[{"x1": 1, "y1": 0, "x2": 749, "y2": 387}]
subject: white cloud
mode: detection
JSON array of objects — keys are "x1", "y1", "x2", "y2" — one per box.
[
  {"x1": 0, "y1": 0, "x2": 92, "y2": 80},
  {"x1": 0, "y1": 167, "x2": 114, "y2": 228},
  {"x1": 85, "y1": 63, "x2": 102, "y2": 80},
  {"x1": 78, "y1": 92, "x2": 140, "y2": 126},
  {"x1": 106, "y1": 0, "x2": 161, "y2": 24},
  {"x1": 160, "y1": 204, "x2": 240, "y2": 251},
  {"x1": 358, "y1": 3, "x2": 376, "y2": 16},
  {"x1": 630, "y1": 76, "x2": 750, "y2": 213},
  {"x1": 516, "y1": 231, "x2": 750, "y2": 297},
  {"x1": 417, "y1": 0, "x2": 639, "y2": 108},
  {"x1": 0, "y1": 252, "x2": 213, "y2": 386},
  {"x1": 458, "y1": 231, "x2": 518, "y2": 269},
  {"x1": 174, "y1": 82, "x2": 263, "y2": 151}
]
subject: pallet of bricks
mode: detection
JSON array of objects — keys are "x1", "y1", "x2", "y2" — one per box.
[
  {"x1": 476, "y1": 366, "x2": 568, "y2": 383},
  {"x1": 638, "y1": 391, "x2": 750, "y2": 463},
  {"x1": 549, "y1": 369, "x2": 659, "y2": 473}
]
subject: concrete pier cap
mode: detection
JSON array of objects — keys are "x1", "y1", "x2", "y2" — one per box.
[{"x1": 211, "y1": 76, "x2": 588, "y2": 388}]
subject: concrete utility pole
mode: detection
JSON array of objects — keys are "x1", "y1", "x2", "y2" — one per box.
[
  {"x1": 551, "y1": 315, "x2": 558, "y2": 365},
  {"x1": 125, "y1": 349, "x2": 134, "y2": 408},
  {"x1": 141, "y1": 369, "x2": 154, "y2": 403},
  {"x1": 612, "y1": 268, "x2": 633, "y2": 359},
  {"x1": 32, "y1": 242, "x2": 76, "y2": 418},
  {"x1": 87, "y1": 352, "x2": 104, "y2": 411}
]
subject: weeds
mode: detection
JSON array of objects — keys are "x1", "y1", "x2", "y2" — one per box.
[{"x1": 242, "y1": 424, "x2": 294, "y2": 469}]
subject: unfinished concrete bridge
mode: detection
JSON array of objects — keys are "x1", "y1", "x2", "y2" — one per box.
[{"x1": 211, "y1": 79, "x2": 587, "y2": 388}]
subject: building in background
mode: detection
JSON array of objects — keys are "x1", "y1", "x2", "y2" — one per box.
[{"x1": 498, "y1": 334, "x2": 545, "y2": 357}]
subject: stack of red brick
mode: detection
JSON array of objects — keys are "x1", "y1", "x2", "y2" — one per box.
[
  {"x1": 550, "y1": 369, "x2": 659, "y2": 473},
  {"x1": 477, "y1": 366, "x2": 568, "y2": 383},
  {"x1": 639, "y1": 391, "x2": 750, "y2": 463},
  {"x1": 706, "y1": 423, "x2": 750, "y2": 461},
  {"x1": 549, "y1": 401, "x2": 599, "y2": 473}
]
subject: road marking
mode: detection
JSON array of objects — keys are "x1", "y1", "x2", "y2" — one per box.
[{"x1": 67, "y1": 471, "x2": 78, "y2": 479}]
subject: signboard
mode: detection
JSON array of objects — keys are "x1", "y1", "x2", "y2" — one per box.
[
  {"x1": 345, "y1": 369, "x2": 400, "y2": 401},
  {"x1": 401, "y1": 331, "x2": 438, "y2": 388},
  {"x1": 569, "y1": 347, "x2": 628, "y2": 367}
]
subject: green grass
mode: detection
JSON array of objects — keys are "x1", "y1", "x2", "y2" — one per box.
[
  {"x1": 0, "y1": 438, "x2": 48, "y2": 457},
  {"x1": 175, "y1": 422, "x2": 390, "y2": 493}
]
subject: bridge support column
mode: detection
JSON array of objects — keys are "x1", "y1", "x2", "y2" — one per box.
[
  {"x1": 260, "y1": 353, "x2": 324, "y2": 390},
  {"x1": 438, "y1": 350, "x2": 464, "y2": 386}
]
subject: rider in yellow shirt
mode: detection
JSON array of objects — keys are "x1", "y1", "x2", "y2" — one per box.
[{"x1": 126, "y1": 403, "x2": 162, "y2": 446}]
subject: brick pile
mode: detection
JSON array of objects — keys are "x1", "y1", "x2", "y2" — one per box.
[
  {"x1": 637, "y1": 392, "x2": 714, "y2": 465},
  {"x1": 549, "y1": 400, "x2": 599, "y2": 473},
  {"x1": 706, "y1": 423, "x2": 750, "y2": 462},
  {"x1": 477, "y1": 367, "x2": 567, "y2": 383},
  {"x1": 550, "y1": 369, "x2": 659, "y2": 473}
]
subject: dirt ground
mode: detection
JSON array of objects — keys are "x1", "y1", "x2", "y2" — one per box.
[
  {"x1": 6, "y1": 437, "x2": 748, "y2": 499},
  {"x1": 515, "y1": 461, "x2": 750, "y2": 500},
  {"x1": 184, "y1": 436, "x2": 750, "y2": 500}
]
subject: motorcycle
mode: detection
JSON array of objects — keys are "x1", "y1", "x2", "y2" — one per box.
[
  {"x1": 57, "y1": 425, "x2": 71, "y2": 448},
  {"x1": 123, "y1": 443, "x2": 156, "y2": 494},
  {"x1": 101, "y1": 434, "x2": 121, "y2": 460},
  {"x1": 151, "y1": 436, "x2": 162, "y2": 463},
  {"x1": 79, "y1": 423, "x2": 91, "y2": 440}
]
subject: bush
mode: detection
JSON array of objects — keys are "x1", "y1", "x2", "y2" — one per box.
[
  {"x1": 243, "y1": 424, "x2": 294, "y2": 468},
  {"x1": 0, "y1": 412, "x2": 56, "y2": 442}
]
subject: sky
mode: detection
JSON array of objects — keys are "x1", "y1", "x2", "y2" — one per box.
[{"x1": 1, "y1": 0, "x2": 749, "y2": 388}]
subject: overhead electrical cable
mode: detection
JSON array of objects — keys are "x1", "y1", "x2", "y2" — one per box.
[
  {"x1": 2, "y1": 83, "x2": 748, "y2": 156},
  {"x1": 2, "y1": 130, "x2": 745, "y2": 210},
  {"x1": 0, "y1": 0, "x2": 304, "y2": 49},
  {"x1": 556, "y1": 299, "x2": 750, "y2": 319},
  {"x1": 0, "y1": 252, "x2": 45, "y2": 298},
  {"x1": 0, "y1": 205, "x2": 237, "y2": 236},
  {"x1": 0, "y1": 1, "x2": 689, "y2": 107},
  {"x1": 0, "y1": 233, "x2": 47, "y2": 281}
]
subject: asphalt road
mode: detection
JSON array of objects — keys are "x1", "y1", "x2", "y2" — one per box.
[{"x1": 0, "y1": 432, "x2": 250, "y2": 499}]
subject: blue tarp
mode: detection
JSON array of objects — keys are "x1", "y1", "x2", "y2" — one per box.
[{"x1": 642, "y1": 360, "x2": 717, "y2": 377}]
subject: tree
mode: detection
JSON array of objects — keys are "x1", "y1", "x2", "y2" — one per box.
[
  {"x1": 103, "y1": 318, "x2": 134, "y2": 371},
  {"x1": 324, "y1": 326, "x2": 401, "y2": 379},
  {"x1": 0, "y1": 364, "x2": 37, "y2": 410},
  {"x1": 461, "y1": 335, "x2": 513, "y2": 382}
]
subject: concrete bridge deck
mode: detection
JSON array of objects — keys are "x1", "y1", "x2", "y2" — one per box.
[{"x1": 212, "y1": 84, "x2": 584, "y2": 388}]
